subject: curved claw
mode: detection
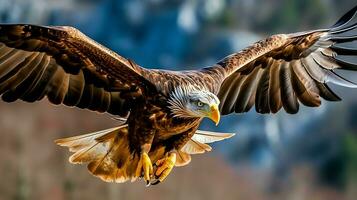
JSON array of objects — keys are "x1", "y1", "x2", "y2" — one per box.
[
  {"x1": 154, "y1": 152, "x2": 176, "y2": 183},
  {"x1": 151, "y1": 179, "x2": 161, "y2": 185}
]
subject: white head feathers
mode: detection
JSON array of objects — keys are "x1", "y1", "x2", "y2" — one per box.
[{"x1": 167, "y1": 85, "x2": 220, "y2": 118}]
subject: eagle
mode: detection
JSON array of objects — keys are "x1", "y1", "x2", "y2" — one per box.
[{"x1": 0, "y1": 6, "x2": 357, "y2": 186}]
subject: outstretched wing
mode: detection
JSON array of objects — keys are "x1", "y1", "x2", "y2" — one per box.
[
  {"x1": 0, "y1": 24, "x2": 153, "y2": 117},
  {"x1": 217, "y1": 6, "x2": 357, "y2": 114}
]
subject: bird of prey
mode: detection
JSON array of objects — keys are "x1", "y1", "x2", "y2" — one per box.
[{"x1": 0, "y1": 6, "x2": 357, "y2": 186}]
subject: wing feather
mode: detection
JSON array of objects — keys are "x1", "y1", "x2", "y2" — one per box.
[
  {"x1": 64, "y1": 72, "x2": 85, "y2": 106},
  {"x1": 291, "y1": 60, "x2": 321, "y2": 107},
  {"x1": 0, "y1": 52, "x2": 40, "y2": 93},
  {"x1": 234, "y1": 67, "x2": 262, "y2": 113},
  {"x1": 255, "y1": 65, "x2": 271, "y2": 113},
  {"x1": 220, "y1": 75, "x2": 246, "y2": 114},
  {"x1": 21, "y1": 55, "x2": 52, "y2": 102},
  {"x1": 2, "y1": 53, "x2": 46, "y2": 102},
  {"x1": 268, "y1": 59, "x2": 283, "y2": 113},
  {"x1": 280, "y1": 61, "x2": 299, "y2": 114},
  {"x1": 315, "y1": 82, "x2": 341, "y2": 101}
]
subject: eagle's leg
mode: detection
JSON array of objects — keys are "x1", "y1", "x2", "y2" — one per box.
[
  {"x1": 151, "y1": 129, "x2": 195, "y2": 185},
  {"x1": 153, "y1": 152, "x2": 176, "y2": 184},
  {"x1": 135, "y1": 151, "x2": 153, "y2": 185},
  {"x1": 132, "y1": 132, "x2": 155, "y2": 186},
  {"x1": 129, "y1": 119, "x2": 155, "y2": 185}
]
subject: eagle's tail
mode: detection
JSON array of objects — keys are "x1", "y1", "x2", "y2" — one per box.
[
  {"x1": 55, "y1": 126, "x2": 235, "y2": 183},
  {"x1": 55, "y1": 125, "x2": 142, "y2": 183}
]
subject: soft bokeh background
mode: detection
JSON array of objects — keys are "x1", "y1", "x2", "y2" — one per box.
[{"x1": 0, "y1": 0, "x2": 356, "y2": 200}]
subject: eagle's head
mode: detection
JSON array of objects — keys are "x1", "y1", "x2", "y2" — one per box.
[{"x1": 168, "y1": 85, "x2": 220, "y2": 125}]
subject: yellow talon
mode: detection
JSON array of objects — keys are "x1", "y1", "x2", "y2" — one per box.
[
  {"x1": 154, "y1": 152, "x2": 176, "y2": 183},
  {"x1": 136, "y1": 152, "x2": 153, "y2": 185}
]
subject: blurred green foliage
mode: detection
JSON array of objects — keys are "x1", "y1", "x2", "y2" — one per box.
[{"x1": 343, "y1": 133, "x2": 357, "y2": 185}]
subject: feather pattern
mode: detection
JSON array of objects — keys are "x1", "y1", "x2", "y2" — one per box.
[{"x1": 56, "y1": 125, "x2": 157, "y2": 183}]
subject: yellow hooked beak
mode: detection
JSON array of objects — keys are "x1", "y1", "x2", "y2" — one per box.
[{"x1": 209, "y1": 104, "x2": 220, "y2": 126}]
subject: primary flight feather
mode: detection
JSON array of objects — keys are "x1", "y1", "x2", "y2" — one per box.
[{"x1": 1, "y1": 5, "x2": 357, "y2": 186}]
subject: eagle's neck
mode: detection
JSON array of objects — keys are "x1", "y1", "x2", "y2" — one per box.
[{"x1": 167, "y1": 85, "x2": 202, "y2": 119}]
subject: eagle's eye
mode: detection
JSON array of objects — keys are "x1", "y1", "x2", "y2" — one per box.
[{"x1": 197, "y1": 101, "x2": 204, "y2": 107}]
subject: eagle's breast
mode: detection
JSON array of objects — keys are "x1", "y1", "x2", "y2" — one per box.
[{"x1": 145, "y1": 103, "x2": 200, "y2": 141}]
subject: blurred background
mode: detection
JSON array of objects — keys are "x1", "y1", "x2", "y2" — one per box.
[{"x1": 0, "y1": 0, "x2": 356, "y2": 199}]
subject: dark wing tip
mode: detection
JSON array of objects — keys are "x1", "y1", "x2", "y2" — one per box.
[{"x1": 331, "y1": 5, "x2": 357, "y2": 29}]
